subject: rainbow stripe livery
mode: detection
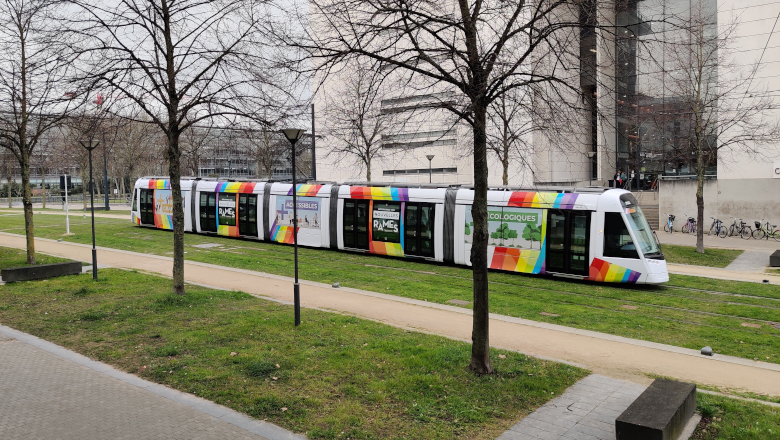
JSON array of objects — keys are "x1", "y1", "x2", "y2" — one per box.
[
  {"x1": 508, "y1": 192, "x2": 579, "y2": 209},
  {"x1": 490, "y1": 247, "x2": 546, "y2": 273},
  {"x1": 350, "y1": 186, "x2": 409, "y2": 201},
  {"x1": 154, "y1": 213, "x2": 173, "y2": 230},
  {"x1": 269, "y1": 215, "x2": 296, "y2": 244},
  {"x1": 370, "y1": 241, "x2": 405, "y2": 257},
  {"x1": 215, "y1": 182, "x2": 258, "y2": 193},
  {"x1": 288, "y1": 184, "x2": 323, "y2": 197},
  {"x1": 147, "y1": 179, "x2": 170, "y2": 190},
  {"x1": 589, "y1": 258, "x2": 641, "y2": 283},
  {"x1": 132, "y1": 213, "x2": 141, "y2": 225},
  {"x1": 218, "y1": 225, "x2": 240, "y2": 237}
]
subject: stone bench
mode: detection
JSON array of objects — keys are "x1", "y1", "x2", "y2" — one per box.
[
  {"x1": 771, "y1": 250, "x2": 780, "y2": 267},
  {"x1": 1, "y1": 261, "x2": 83, "y2": 282},
  {"x1": 615, "y1": 378, "x2": 696, "y2": 440}
]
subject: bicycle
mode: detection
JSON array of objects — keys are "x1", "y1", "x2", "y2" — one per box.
[
  {"x1": 663, "y1": 213, "x2": 675, "y2": 233},
  {"x1": 681, "y1": 214, "x2": 697, "y2": 234},
  {"x1": 752, "y1": 220, "x2": 780, "y2": 241},
  {"x1": 708, "y1": 217, "x2": 728, "y2": 238},
  {"x1": 726, "y1": 217, "x2": 752, "y2": 239}
]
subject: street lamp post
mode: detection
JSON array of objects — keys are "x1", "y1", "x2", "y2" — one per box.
[
  {"x1": 426, "y1": 154, "x2": 435, "y2": 183},
  {"x1": 79, "y1": 140, "x2": 99, "y2": 280},
  {"x1": 586, "y1": 151, "x2": 596, "y2": 186},
  {"x1": 282, "y1": 128, "x2": 306, "y2": 327}
]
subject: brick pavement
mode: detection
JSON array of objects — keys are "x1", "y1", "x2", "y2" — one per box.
[
  {"x1": 497, "y1": 375, "x2": 646, "y2": 440},
  {"x1": 0, "y1": 325, "x2": 305, "y2": 440}
]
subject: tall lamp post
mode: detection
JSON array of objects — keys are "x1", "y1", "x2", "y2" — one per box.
[
  {"x1": 586, "y1": 151, "x2": 596, "y2": 186},
  {"x1": 282, "y1": 128, "x2": 306, "y2": 327},
  {"x1": 79, "y1": 139, "x2": 99, "y2": 280},
  {"x1": 426, "y1": 154, "x2": 435, "y2": 183}
]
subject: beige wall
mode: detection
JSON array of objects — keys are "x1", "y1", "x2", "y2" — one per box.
[{"x1": 658, "y1": 178, "x2": 780, "y2": 228}]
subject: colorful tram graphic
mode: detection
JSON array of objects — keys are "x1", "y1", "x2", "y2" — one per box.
[{"x1": 132, "y1": 178, "x2": 668, "y2": 284}]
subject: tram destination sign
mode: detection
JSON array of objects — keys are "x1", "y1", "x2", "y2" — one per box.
[{"x1": 488, "y1": 210, "x2": 538, "y2": 224}]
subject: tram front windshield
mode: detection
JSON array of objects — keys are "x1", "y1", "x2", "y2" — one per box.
[{"x1": 619, "y1": 194, "x2": 661, "y2": 257}]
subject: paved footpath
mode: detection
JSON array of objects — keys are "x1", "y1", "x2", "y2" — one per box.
[
  {"x1": 497, "y1": 375, "x2": 700, "y2": 440},
  {"x1": 0, "y1": 325, "x2": 304, "y2": 440},
  {"x1": 1, "y1": 233, "x2": 779, "y2": 398}
]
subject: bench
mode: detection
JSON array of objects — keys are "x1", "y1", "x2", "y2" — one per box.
[
  {"x1": 615, "y1": 378, "x2": 696, "y2": 440},
  {"x1": 771, "y1": 250, "x2": 780, "y2": 267},
  {"x1": 1, "y1": 261, "x2": 83, "y2": 282}
]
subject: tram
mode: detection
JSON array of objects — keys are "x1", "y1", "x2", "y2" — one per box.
[{"x1": 131, "y1": 177, "x2": 669, "y2": 284}]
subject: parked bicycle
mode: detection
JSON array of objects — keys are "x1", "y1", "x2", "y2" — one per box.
[
  {"x1": 681, "y1": 214, "x2": 697, "y2": 234},
  {"x1": 726, "y1": 217, "x2": 752, "y2": 239},
  {"x1": 708, "y1": 217, "x2": 728, "y2": 238},
  {"x1": 663, "y1": 213, "x2": 675, "y2": 233},
  {"x1": 752, "y1": 220, "x2": 780, "y2": 241}
]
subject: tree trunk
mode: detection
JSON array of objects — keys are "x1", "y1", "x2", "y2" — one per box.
[
  {"x1": 695, "y1": 147, "x2": 705, "y2": 254},
  {"x1": 41, "y1": 171, "x2": 46, "y2": 209},
  {"x1": 167, "y1": 129, "x2": 186, "y2": 295},
  {"x1": 502, "y1": 155, "x2": 509, "y2": 186},
  {"x1": 469, "y1": 103, "x2": 493, "y2": 375},
  {"x1": 20, "y1": 149, "x2": 35, "y2": 264},
  {"x1": 7, "y1": 172, "x2": 11, "y2": 208},
  {"x1": 366, "y1": 157, "x2": 371, "y2": 182}
]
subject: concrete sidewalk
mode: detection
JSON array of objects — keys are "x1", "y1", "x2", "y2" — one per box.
[
  {"x1": 658, "y1": 230, "x2": 780, "y2": 252},
  {"x1": 0, "y1": 325, "x2": 304, "y2": 440},
  {"x1": 1, "y1": 233, "x2": 778, "y2": 398},
  {"x1": 0, "y1": 208, "x2": 129, "y2": 220}
]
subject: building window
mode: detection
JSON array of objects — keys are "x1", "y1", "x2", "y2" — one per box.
[{"x1": 383, "y1": 167, "x2": 457, "y2": 176}]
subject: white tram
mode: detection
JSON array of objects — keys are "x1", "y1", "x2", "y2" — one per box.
[{"x1": 131, "y1": 178, "x2": 669, "y2": 284}]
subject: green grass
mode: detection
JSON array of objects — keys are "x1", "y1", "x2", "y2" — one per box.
[
  {"x1": 0, "y1": 246, "x2": 75, "y2": 269},
  {"x1": 693, "y1": 393, "x2": 780, "y2": 439},
  {"x1": 0, "y1": 265, "x2": 587, "y2": 440},
  {"x1": 0, "y1": 213, "x2": 778, "y2": 363},
  {"x1": 661, "y1": 244, "x2": 744, "y2": 268}
]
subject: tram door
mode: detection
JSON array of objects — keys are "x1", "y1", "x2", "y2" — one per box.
[
  {"x1": 238, "y1": 194, "x2": 258, "y2": 237},
  {"x1": 546, "y1": 210, "x2": 590, "y2": 276},
  {"x1": 404, "y1": 203, "x2": 435, "y2": 257},
  {"x1": 140, "y1": 189, "x2": 154, "y2": 225},
  {"x1": 343, "y1": 200, "x2": 370, "y2": 249},
  {"x1": 199, "y1": 192, "x2": 217, "y2": 232}
]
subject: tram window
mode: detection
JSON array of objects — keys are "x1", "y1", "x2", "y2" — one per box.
[
  {"x1": 199, "y1": 192, "x2": 217, "y2": 232},
  {"x1": 603, "y1": 212, "x2": 638, "y2": 259},
  {"x1": 343, "y1": 201, "x2": 355, "y2": 247},
  {"x1": 404, "y1": 203, "x2": 435, "y2": 257},
  {"x1": 372, "y1": 202, "x2": 401, "y2": 243},
  {"x1": 131, "y1": 189, "x2": 137, "y2": 212},
  {"x1": 140, "y1": 189, "x2": 154, "y2": 225},
  {"x1": 404, "y1": 204, "x2": 418, "y2": 254},
  {"x1": 356, "y1": 201, "x2": 370, "y2": 248},
  {"x1": 420, "y1": 205, "x2": 434, "y2": 256},
  {"x1": 569, "y1": 214, "x2": 588, "y2": 273},
  {"x1": 218, "y1": 194, "x2": 236, "y2": 226}
]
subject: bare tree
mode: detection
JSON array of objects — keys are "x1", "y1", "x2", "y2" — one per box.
[
  {"x1": 642, "y1": 7, "x2": 780, "y2": 253},
  {"x1": 324, "y1": 61, "x2": 400, "y2": 182},
  {"x1": 487, "y1": 89, "x2": 534, "y2": 185},
  {"x1": 283, "y1": 0, "x2": 590, "y2": 373},
  {"x1": 244, "y1": 123, "x2": 284, "y2": 179},
  {"x1": 0, "y1": 0, "x2": 86, "y2": 264},
  {"x1": 72, "y1": 0, "x2": 288, "y2": 294}
]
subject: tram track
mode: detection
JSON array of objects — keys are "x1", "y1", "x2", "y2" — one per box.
[{"x1": 199, "y1": 241, "x2": 780, "y2": 330}]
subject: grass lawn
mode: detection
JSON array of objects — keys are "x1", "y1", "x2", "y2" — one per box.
[
  {"x1": 661, "y1": 244, "x2": 744, "y2": 268},
  {"x1": 0, "y1": 213, "x2": 778, "y2": 363},
  {"x1": 693, "y1": 393, "x2": 780, "y2": 440},
  {"x1": 0, "y1": 265, "x2": 587, "y2": 440},
  {"x1": 0, "y1": 246, "x2": 75, "y2": 268}
]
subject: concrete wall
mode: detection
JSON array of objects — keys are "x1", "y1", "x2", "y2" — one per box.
[{"x1": 658, "y1": 178, "x2": 780, "y2": 228}]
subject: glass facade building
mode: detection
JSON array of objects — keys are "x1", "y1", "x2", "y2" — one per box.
[{"x1": 614, "y1": 0, "x2": 718, "y2": 188}]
